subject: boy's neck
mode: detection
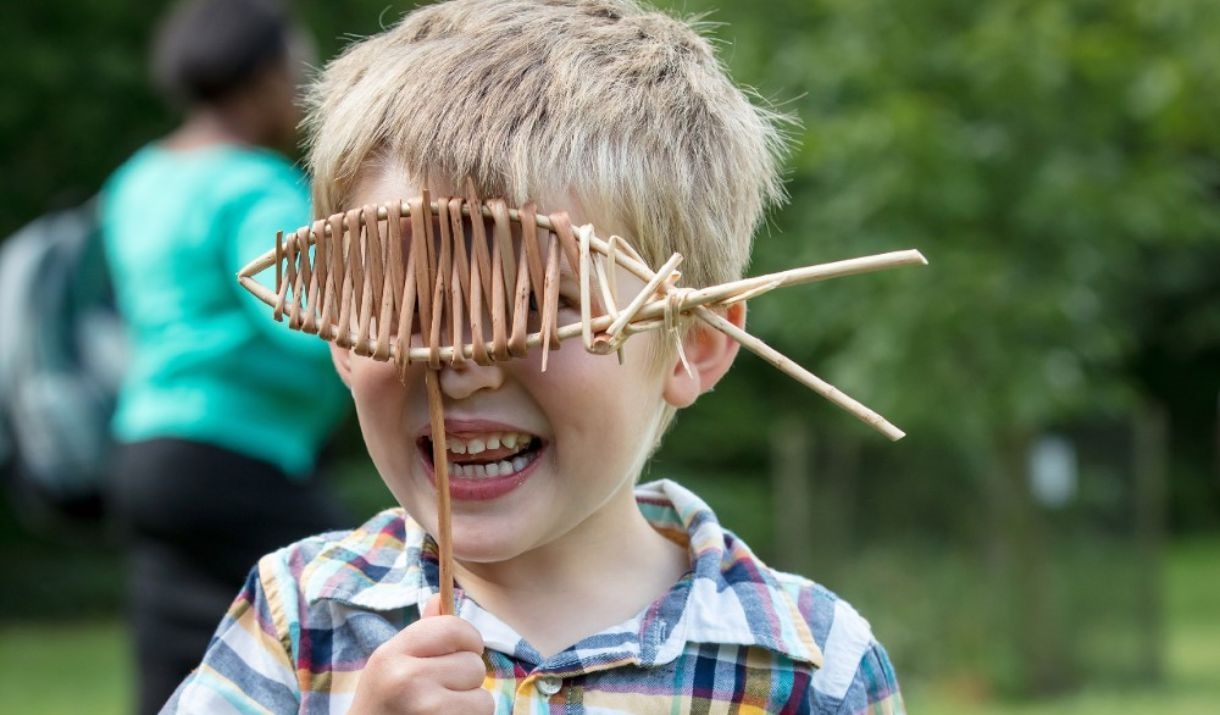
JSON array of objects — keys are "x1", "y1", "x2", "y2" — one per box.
[{"x1": 451, "y1": 486, "x2": 690, "y2": 659}]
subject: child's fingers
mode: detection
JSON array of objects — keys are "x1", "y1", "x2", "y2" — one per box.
[
  {"x1": 433, "y1": 651, "x2": 487, "y2": 691},
  {"x1": 404, "y1": 615, "x2": 483, "y2": 656},
  {"x1": 442, "y1": 687, "x2": 496, "y2": 715},
  {"x1": 420, "y1": 593, "x2": 446, "y2": 619},
  {"x1": 380, "y1": 602, "x2": 484, "y2": 658},
  {"x1": 352, "y1": 644, "x2": 487, "y2": 715}
]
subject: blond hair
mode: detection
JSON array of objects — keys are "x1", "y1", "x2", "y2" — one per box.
[{"x1": 305, "y1": 0, "x2": 788, "y2": 290}]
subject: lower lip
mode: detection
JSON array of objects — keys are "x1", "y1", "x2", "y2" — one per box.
[{"x1": 425, "y1": 450, "x2": 541, "y2": 501}]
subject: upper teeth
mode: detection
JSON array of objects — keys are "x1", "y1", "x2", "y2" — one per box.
[{"x1": 443, "y1": 431, "x2": 531, "y2": 455}]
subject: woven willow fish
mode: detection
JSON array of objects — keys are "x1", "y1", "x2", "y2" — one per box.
[{"x1": 237, "y1": 189, "x2": 926, "y2": 611}]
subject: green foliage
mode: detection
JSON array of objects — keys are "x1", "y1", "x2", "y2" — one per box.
[
  {"x1": 0, "y1": 0, "x2": 407, "y2": 235},
  {"x1": 0, "y1": 3, "x2": 164, "y2": 226},
  {"x1": 642, "y1": 3, "x2": 1220, "y2": 695},
  {"x1": 656, "y1": 0, "x2": 1220, "y2": 447}
]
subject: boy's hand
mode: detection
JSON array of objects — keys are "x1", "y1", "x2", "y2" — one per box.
[{"x1": 348, "y1": 594, "x2": 494, "y2": 714}]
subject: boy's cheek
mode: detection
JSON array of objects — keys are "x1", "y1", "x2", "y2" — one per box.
[
  {"x1": 347, "y1": 365, "x2": 424, "y2": 432},
  {"x1": 350, "y1": 353, "x2": 413, "y2": 387}
]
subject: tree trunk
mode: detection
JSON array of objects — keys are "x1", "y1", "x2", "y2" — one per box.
[
  {"x1": 994, "y1": 431, "x2": 1072, "y2": 695},
  {"x1": 821, "y1": 434, "x2": 862, "y2": 559},
  {"x1": 771, "y1": 414, "x2": 814, "y2": 577},
  {"x1": 1132, "y1": 402, "x2": 1168, "y2": 684}
]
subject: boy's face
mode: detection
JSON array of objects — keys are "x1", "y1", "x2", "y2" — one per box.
[{"x1": 334, "y1": 168, "x2": 697, "y2": 566}]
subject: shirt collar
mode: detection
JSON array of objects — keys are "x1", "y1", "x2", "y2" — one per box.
[
  {"x1": 306, "y1": 479, "x2": 822, "y2": 669},
  {"x1": 637, "y1": 479, "x2": 824, "y2": 669},
  {"x1": 301, "y1": 507, "x2": 432, "y2": 610}
]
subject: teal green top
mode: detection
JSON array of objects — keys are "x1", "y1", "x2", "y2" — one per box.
[{"x1": 102, "y1": 145, "x2": 349, "y2": 477}]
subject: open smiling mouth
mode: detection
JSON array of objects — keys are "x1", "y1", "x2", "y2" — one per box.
[{"x1": 419, "y1": 431, "x2": 544, "y2": 479}]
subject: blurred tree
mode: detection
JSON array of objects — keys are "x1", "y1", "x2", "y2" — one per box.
[
  {"x1": 0, "y1": 0, "x2": 410, "y2": 237},
  {"x1": 655, "y1": 0, "x2": 1220, "y2": 696},
  {"x1": 0, "y1": 3, "x2": 166, "y2": 228}
]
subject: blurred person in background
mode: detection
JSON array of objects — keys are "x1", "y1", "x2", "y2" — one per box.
[{"x1": 100, "y1": 0, "x2": 351, "y2": 711}]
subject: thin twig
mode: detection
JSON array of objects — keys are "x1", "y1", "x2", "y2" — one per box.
[{"x1": 425, "y1": 369, "x2": 455, "y2": 615}]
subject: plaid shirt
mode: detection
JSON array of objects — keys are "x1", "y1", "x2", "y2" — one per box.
[{"x1": 164, "y1": 480, "x2": 904, "y2": 714}]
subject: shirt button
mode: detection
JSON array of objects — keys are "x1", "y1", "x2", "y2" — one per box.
[{"x1": 536, "y1": 676, "x2": 562, "y2": 696}]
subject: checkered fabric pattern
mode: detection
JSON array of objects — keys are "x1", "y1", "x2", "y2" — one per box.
[{"x1": 163, "y1": 480, "x2": 904, "y2": 714}]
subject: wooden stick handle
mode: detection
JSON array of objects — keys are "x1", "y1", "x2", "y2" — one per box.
[{"x1": 425, "y1": 369, "x2": 455, "y2": 615}]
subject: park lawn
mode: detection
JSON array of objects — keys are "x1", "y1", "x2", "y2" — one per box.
[
  {"x1": 0, "y1": 619, "x2": 131, "y2": 715},
  {"x1": 1, "y1": 537, "x2": 1216, "y2": 715},
  {"x1": 903, "y1": 536, "x2": 1220, "y2": 715}
]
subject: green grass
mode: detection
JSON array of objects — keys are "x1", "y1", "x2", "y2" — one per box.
[
  {"x1": 902, "y1": 535, "x2": 1220, "y2": 714},
  {"x1": 0, "y1": 620, "x2": 131, "y2": 715},
  {"x1": 1, "y1": 537, "x2": 1216, "y2": 714}
]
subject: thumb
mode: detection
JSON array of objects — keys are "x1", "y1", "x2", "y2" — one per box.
[{"x1": 421, "y1": 593, "x2": 444, "y2": 618}]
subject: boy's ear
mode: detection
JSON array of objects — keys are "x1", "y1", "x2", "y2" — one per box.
[
  {"x1": 329, "y1": 344, "x2": 353, "y2": 388},
  {"x1": 662, "y1": 302, "x2": 744, "y2": 408}
]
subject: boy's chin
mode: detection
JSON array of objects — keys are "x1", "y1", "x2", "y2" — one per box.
[
  {"x1": 451, "y1": 541, "x2": 530, "y2": 566},
  {"x1": 447, "y1": 516, "x2": 555, "y2": 565}
]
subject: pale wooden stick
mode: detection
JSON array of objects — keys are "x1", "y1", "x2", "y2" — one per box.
[
  {"x1": 675, "y1": 251, "x2": 928, "y2": 310},
  {"x1": 695, "y1": 306, "x2": 905, "y2": 441},
  {"x1": 509, "y1": 235, "x2": 532, "y2": 356},
  {"x1": 540, "y1": 231, "x2": 561, "y2": 372},
  {"x1": 273, "y1": 231, "x2": 285, "y2": 321},
  {"x1": 519, "y1": 204, "x2": 547, "y2": 306},
  {"x1": 447, "y1": 198, "x2": 470, "y2": 369},
  {"x1": 489, "y1": 201, "x2": 511, "y2": 361},
  {"x1": 602, "y1": 252, "x2": 683, "y2": 346},
  {"x1": 578, "y1": 223, "x2": 595, "y2": 351},
  {"x1": 593, "y1": 236, "x2": 619, "y2": 323},
  {"x1": 425, "y1": 369, "x2": 455, "y2": 615}
]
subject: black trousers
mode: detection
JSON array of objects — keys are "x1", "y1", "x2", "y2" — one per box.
[{"x1": 110, "y1": 438, "x2": 350, "y2": 715}]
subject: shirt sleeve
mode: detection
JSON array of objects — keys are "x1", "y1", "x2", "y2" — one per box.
[
  {"x1": 832, "y1": 640, "x2": 905, "y2": 715},
  {"x1": 161, "y1": 563, "x2": 302, "y2": 714}
]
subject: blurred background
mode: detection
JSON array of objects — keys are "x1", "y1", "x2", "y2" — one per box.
[{"x1": 1, "y1": 0, "x2": 1217, "y2": 713}]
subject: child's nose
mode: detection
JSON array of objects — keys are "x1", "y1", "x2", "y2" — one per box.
[{"x1": 436, "y1": 358, "x2": 506, "y2": 400}]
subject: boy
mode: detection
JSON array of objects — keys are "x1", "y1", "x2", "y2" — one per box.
[{"x1": 165, "y1": 1, "x2": 904, "y2": 713}]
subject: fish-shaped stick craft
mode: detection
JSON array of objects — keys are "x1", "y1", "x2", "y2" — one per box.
[{"x1": 237, "y1": 189, "x2": 927, "y2": 613}]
